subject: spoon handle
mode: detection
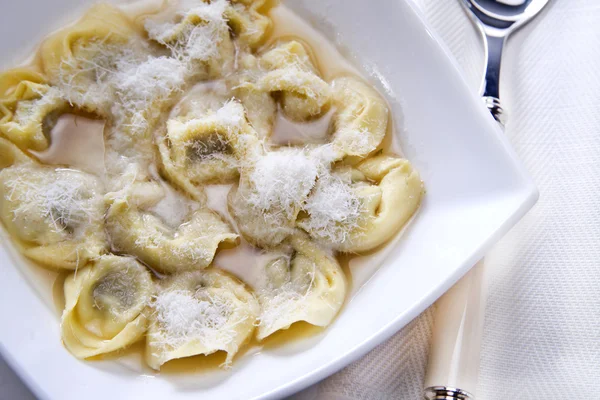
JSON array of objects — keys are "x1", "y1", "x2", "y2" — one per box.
[
  {"x1": 481, "y1": 34, "x2": 506, "y2": 125},
  {"x1": 423, "y1": 262, "x2": 485, "y2": 400}
]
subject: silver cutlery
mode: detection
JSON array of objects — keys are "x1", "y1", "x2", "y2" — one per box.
[{"x1": 461, "y1": 0, "x2": 549, "y2": 125}]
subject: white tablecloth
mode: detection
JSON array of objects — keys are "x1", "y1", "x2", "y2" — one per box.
[{"x1": 2, "y1": 0, "x2": 599, "y2": 399}]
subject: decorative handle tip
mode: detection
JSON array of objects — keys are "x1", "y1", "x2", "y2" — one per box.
[
  {"x1": 424, "y1": 386, "x2": 474, "y2": 400},
  {"x1": 482, "y1": 96, "x2": 505, "y2": 126}
]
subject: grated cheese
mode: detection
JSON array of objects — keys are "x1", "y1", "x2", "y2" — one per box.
[
  {"x1": 334, "y1": 127, "x2": 374, "y2": 156},
  {"x1": 246, "y1": 148, "x2": 319, "y2": 219},
  {"x1": 145, "y1": 0, "x2": 230, "y2": 62},
  {"x1": 153, "y1": 288, "x2": 240, "y2": 349},
  {"x1": 258, "y1": 284, "x2": 308, "y2": 331},
  {"x1": 56, "y1": 41, "x2": 131, "y2": 111},
  {"x1": 111, "y1": 55, "x2": 187, "y2": 133},
  {"x1": 12, "y1": 85, "x2": 64, "y2": 126},
  {"x1": 300, "y1": 169, "x2": 363, "y2": 244},
  {"x1": 215, "y1": 99, "x2": 246, "y2": 129}
]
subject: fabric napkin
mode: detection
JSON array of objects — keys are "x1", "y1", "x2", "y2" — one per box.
[
  {"x1": 2, "y1": 1, "x2": 600, "y2": 399},
  {"x1": 296, "y1": 0, "x2": 600, "y2": 399}
]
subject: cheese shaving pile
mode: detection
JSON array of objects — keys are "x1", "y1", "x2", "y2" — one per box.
[
  {"x1": 57, "y1": 41, "x2": 125, "y2": 110},
  {"x1": 153, "y1": 289, "x2": 240, "y2": 349},
  {"x1": 246, "y1": 148, "x2": 319, "y2": 219},
  {"x1": 145, "y1": 0, "x2": 230, "y2": 62},
  {"x1": 301, "y1": 171, "x2": 363, "y2": 244},
  {"x1": 111, "y1": 56, "x2": 187, "y2": 132}
]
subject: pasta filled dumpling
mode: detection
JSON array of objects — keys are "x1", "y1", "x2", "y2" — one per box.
[
  {"x1": 256, "y1": 232, "x2": 346, "y2": 340},
  {"x1": 0, "y1": 156, "x2": 107, "y2": 269},
  {"x1": 0, "y1": 68, "x2": 67, "y2": 151},
  {"x1": 146, "y1": 269, "x2": 259, "y2": 370},
  {"x1": 330, "y1": 76, "x2": 389, "y2": 159},
  {"x1": 159, "y1": 100, "x2": 262, "y2": 199},
  {"x1": 39, "y1": 2, "x2": 185, "y2": 146},
  {"x1": 106, "y1": 181, "x2": 238, "y2": 274},
  {"x1": 61, "y1": 255, "x2": 154, "y2": 358},
  {"x1": 259, "y1": 41, "x2": 331, "y2": 121},
  {"x1": 39, "y1": 4, "x2": 186, "y2": 180},
  {"x1": 40, "y1": 4, "x2": 141, "y2": 112},
  {"x1": 144, "y1": 0, "x2": 235, "y2": 79},
  {"x1": 229, "y1": 147, "x2": 321, "y2": 247},
  {"x1": 226, "y1": 0, "x2": 273, "y2": 49},
  {"x1": 299, "y1": 155, "x2": 423, "y2": 253}
]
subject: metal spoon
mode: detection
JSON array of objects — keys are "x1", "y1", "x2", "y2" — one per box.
[
  {"x1": 461, "y1": 0, "x2": 549, "y2": 125},
  {"x1": 423, "y1": 2, "x2": 549, "y2": 400}
]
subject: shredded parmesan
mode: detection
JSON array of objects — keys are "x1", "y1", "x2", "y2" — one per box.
[
  {"x1": 153, "y1": 289, "x2": 242, "y2": 350},
  {"x1": 111, "y1": 55, "x2": 187, "y2": 132},
  {"x1": 12, "y1": 86, "x2": 64, "y2": 126},
  {"x1": 246, "y1": 148, "x2": 319, "y2": 219},
  {"x1": 57, "y1": 41, "x2": 129, "y2": 110},
  {"x1": 300, "y1": 170, "x2": 363, "y2": 244},
  {"x1": 334, "y1": 127, "x2": 374, "y2": 156},
  {"x1": 259, "y1": 284, "x2": 308, "y2": 330},
  {"x1": 145, "y1": 0, "x2": 230, "y2": 62},
  {"x1": 215, "y1": 99, "x2": 246, "y2": 129},
  {"x1": 57, "y1": 38, "x2": 187, "y2": 131}
]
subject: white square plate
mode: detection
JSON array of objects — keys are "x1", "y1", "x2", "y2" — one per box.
[{"x1": 0, "y1": 0, "x2": 538, "y2": 399}]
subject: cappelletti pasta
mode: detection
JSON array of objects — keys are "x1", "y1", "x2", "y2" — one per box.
[
  {"x1": 330, "y1": 77, "x2": 389, "y2": 159},
  {"x1": 158, "y1": 100, "x2": 262, "y2": 199},
  {"x1": 229, "y1": 147, "x2": 321, "y2": 247},
  {"x1": 0, "y1": 144, "x2": 106, "y2": 270},
  {"x1": 299, "y1": 155, "x2": 423, "y2": 252},
  {"x1": 227, "y1": 0, "x2": 272, "y2": 48},
  {"x1": 0, "y1": 69, "x2": 67, "y2": 151},
  {"x1": 146, "y1": 268, "x2": 259, "y2": 370},
  {"x1": 0, "y1": 0, "x2": 423, "y2": 371},
  {"x1": 105, "y1": 182, "x2": 238, "y2": 274},
  {"x1": 144, "y1": 0, "x2": 236, "y2": 79},
  {"x1": 256, "y1": 232, "x2": 346, "y2": 340},
  {"x1": 40, "y1": 4, "x2": 142, "y2": 114},
  {"x1": 259, "y1": 40, "x2": 331, "y2": 121},
  {"x1": 61, "y1": 255, "x2": 154, "y2": 358},
  {"x1": 230, "y1": 53, "x2": 277, "y2": 139}
]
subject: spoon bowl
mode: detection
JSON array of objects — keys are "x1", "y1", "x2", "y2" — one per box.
[
  {"x1": 460, "y1": 0, "x2": 549, "y2": 123},
  {"x1": 464, "y1": 0, "x2": 549, "y2": 32}
]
